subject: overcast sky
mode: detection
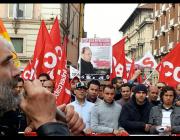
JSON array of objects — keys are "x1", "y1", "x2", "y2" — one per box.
[{"x1": 84, "y1": 4, "x2": 138, "y2": 45}]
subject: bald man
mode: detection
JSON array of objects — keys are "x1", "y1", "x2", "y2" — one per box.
[{"x1": 148, "y1": 86, "x2": 160, "y2": 106}]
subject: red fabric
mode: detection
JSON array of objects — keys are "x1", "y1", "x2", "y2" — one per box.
[
  {"x1": 50, "y1": 17, "x2": 61, "y2": 46},
  {"x1": 41, "y1": 21, "x2": 57, "y2": 78},
  {"x1": 127, "y1": 58, "x2": 135, "y2": 80},
  {"x1": 21, "y1": 60, "x2": 35, "y2": 80},
  {"x1": 24, "y1": 132, "x2": 37, "y2": 136},
  {"x1": 52, "y1": 32, "x2": 71, "y2": 105},
  {"x1": 156, "y1": 42, "x2": 180, "y2": 87},
  {"x1": 31, "y1": 20, "x2": 48, "y2": 78},
  {"x1": 110, "y1": 37, "x2": 127, "y2": 81}
]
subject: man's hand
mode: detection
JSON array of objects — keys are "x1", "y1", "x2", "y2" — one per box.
[
  {"x1": 130, "y1": 69, "x2": 142, "y2": 81},
  {"x1": 84, "y1": 128, "x2": 93, "y2": 134},
  {"x1": 164, "y1": 126, "x2": 171, "y2": 133},
  {"x1": 113, "y1": 129, "x2": 129, "y2": 136},
  {"x1": 176, "y1": 101, "x2": 180, "y2": 106},
  {"x1": 145, "y1": 124, "x2": 152, "y2": 132},
  {"x1": 57, "y1": 104, "x2": 85, "y2": 135},
  {"x1": 20, "y1": 79, "x2": 57, "y2": 129}
]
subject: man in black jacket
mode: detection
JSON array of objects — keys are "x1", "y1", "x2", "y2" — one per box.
[
  {"x1": 119, "y1": 84, "x2": 153, "y2": 135},
  {"x1": 80, "y1": 47, "x2": 95, "y2": 78}
]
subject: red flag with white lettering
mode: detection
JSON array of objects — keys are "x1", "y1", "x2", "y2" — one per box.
[
  {"x1": 53, "y1": 36, "x2": 71, "y2": 105},
  {"x1": 135, "y1": 51, "x2": 157, "y2": 69},
  {"x1": 128, "y1": 58, "x2": 135, "y2": 80},
  {"x1": 156, "y1": 42, "x2": 180, "y2": 87},
  {"x1": 49, "y1": 17, "x2": 70, "y2": 105},
  {"x1": 21, "y1": 59, "x2": 34, "y2": 80},
  {"x1": 111, "y1": 37, "x2": 127, "y2": 82},
  {"x1": 22, "y1": 21, "x2": 48, "y2": 80},
  {"x1": 40, "y1": 20, "x2": 58, "y2": 79}
]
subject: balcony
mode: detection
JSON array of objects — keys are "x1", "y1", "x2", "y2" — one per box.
[
  {"x1": 137, "y1": 38, "x2": 145, "y2": 46},
  {"x1": 169, "y1": 18, "x2": 175, "y2": 29},
  {"x1": 155, "y1": 10, "x2": 159, "y2": 18},
  {"x1": 160, "y1": 46, "x2": 167, "y2": 54},
  {"x1": 154, "y1": 30, "x2": 159, "y2": 38},
  {"x1": 167, "y1": 42, "x2": 174, "y2": 51},
  {"x1": 153, "y1": 49, "x2": 159, "y2": 56},
  {"x1": 161, "y1": 4, "x2": 166, "y2": 14},
  {"x1": 160, "y1": 25, "x2": 166, "y2": 35}
]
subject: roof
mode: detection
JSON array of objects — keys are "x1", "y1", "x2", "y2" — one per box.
[{"x1": 119, "y1": 4, "x2": 154, "y2": 32}]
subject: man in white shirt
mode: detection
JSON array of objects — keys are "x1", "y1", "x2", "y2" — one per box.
[{"x1": 69, "y1": 82, "x2": 94, "y2": 134}]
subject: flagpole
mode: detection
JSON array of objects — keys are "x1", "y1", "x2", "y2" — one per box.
[{"x1": 143, "y1": 68, "x2": 156, "y2": 84}]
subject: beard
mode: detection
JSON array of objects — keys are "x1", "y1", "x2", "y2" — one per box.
[{"x1": 0, "y1": 77, "x2": 20, "y2": 117}]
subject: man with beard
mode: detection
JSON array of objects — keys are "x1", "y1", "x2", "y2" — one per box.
[{"x1": 0, "y1": 37, "x2": 85, "y2": 136}]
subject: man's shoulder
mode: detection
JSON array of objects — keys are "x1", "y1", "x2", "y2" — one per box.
[
  {"x1": 151, "y1": 105, "x2": 161, "y2": 111},
  {"x1": 114, "y1": 101, "x2": 122, "y2": 108},
  {"x1": 69, "y1": 101, "x2": 76, "y2": 106},
  {"x1": 86, "y1": 100, "x2": 95, "y2": 107}
]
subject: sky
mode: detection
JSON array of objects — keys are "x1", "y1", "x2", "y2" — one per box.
[{"x1": 84, "y1": 4, "x2": 138, "y2": 45}]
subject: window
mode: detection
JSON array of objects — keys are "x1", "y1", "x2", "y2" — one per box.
[
  {"x1": 9, "y1": 4, "x2": 33, "y2": 19},
  {"x1": 11, "y1": 38, "x2": 23, "y2": 53}
]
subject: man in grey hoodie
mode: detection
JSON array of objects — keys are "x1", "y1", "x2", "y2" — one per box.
[{"x1": 90, "y1": 85, "x2": 128, "y2": 136}]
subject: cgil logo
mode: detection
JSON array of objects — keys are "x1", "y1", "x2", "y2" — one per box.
[{"x1": 162, "y1": 61, "x2": 180, "y2": 82}]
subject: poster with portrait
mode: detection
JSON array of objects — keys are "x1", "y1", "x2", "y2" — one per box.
[{"x1": 79, "y1": 38, "x2": 111, "y2": 81}]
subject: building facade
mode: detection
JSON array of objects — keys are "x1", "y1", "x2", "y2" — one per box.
[
  {"x1": 119, "y1": 4, "x2": 155, "y2": 83},
  {"x1": 152, "y1": 3, "x2": 180, "y2": 64},
  {"x1": 0, "y1": 4, "x2": 84, "y2": 70},
  {"x1": 119, "y1": 4, "x2": 154, "y2": 60}
]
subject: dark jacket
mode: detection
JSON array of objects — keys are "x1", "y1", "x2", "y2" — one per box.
[
  {"x1": 36, "y1": 122, "x2": 70, "y2": 136},
  {"x1": 80, "y1": 58, "x2": 94, "y2": 76},
  {"x1": 119, "y1": 95, "x2": 153, "y2": 134},
  {"x1": 0, "y1": 110, "x2": 70, "y2": 136},
  {"x1": 0, "y1": 109, "x2": 27, "y2": 136},
  {"x1": 150, "y1": 100, "x2": 161, "y2": 106},
  {"x1": 114, "y1": 89, "x2": 121, "y2": 100},
  {"x1": 148, "y1": 104, "x2": 180, "y2": 134}
]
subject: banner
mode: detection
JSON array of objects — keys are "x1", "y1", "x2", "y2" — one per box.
[
  {"x1": 135, "y1": 51, "x2": 157, "y2": 69},
  {"x1": 0, "y1": 19, "x2": 20, "y2": 67},
  {"x1": 79, "y1": 38, "x2": 111, "y2": 80},
  {"x1": 156, "y1": 42, "x2": 180, "y2": 87},
  {"x1": 111, "y1": 37, "x2": 127, "y2": 82}
]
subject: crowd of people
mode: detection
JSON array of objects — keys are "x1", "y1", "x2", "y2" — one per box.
[{"x1": 1, "y1": 37, "x2": 180, "y2": 136}]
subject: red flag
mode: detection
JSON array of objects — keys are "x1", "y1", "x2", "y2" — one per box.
[
  {"x1": 21, "y1": 59, "x2": 34, "y2": 80},
  {"x1": 53, "y1": 36, "x2": 71, "y2": 105},
  {"x1": 40, "y1": 21, "x2": 58, "y2": 79},
  {"x1": 50, "y1": 17, "x2": 61, "y2": 46},
  {"x1": 111, "y1": 37, "x2": 127, "y2": 82},
  {"x1": 49, "y1": 17, "x2": 71, "y2": 105},
  {"x1": 31, "y1": 20, "x2": 49, "y2": 79},
  {"x1": 156, "y1": 42, "x2": 180, "y2": 87},
  {"x1": 128, "y1": 58, "x2": 135, "y2": 80}
]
